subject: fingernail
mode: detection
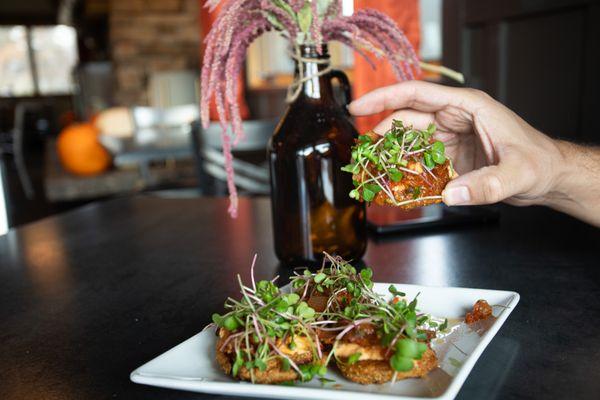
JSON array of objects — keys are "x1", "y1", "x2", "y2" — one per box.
[
  {"x1": 348, "y1": 99, "x2": 362, "y2": 110},
  {"x1": 443, "y1": 186, "x2": 471, "y2": 205}
]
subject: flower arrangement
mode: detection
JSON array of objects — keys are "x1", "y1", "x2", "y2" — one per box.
[{"x1": 200, "y1": 0, "x2": 463, "y2": 217}]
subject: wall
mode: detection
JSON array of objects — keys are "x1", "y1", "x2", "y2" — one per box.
[{"x1": 109, "y1": 0, "x2": 199, "y2": 106}]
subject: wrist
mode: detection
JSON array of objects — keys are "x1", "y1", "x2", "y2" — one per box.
[{"x1": 540, "y1": 140, "x2": 600, "y2": 225}]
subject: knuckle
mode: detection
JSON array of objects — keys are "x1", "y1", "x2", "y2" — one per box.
[
  {"x1": 480, "y1": 173, "x2": 505, "y2": 203},
  {"x1": 467, "y1": 88, "x2": 490, "y2": 100},
  {"x1": 466, "y1": 88, "x2": 494, "y2": 107}
]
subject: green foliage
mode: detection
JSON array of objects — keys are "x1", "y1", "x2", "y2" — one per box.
[
  {"x1": 212, "y1": 253, "x2": 448, "y2": 383},
  {"x1": 297, "y1": 3, "x2": 313, "y2": 33}
]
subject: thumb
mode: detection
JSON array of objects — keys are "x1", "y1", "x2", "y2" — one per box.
[{"x1": 443, "y1": 161, "x2": 525, "y2": 205}]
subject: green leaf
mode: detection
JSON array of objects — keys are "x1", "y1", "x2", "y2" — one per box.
[
  {"x1": 439, "y1": 318, "x2": 449, "y2": 331},
  {"x1": 223, "y1": 315, "x2": 239, "y2": 331},
  {"x1": 346, "y1": 281, "x2": 355, "y2": 293},
  {"x1": 362, "y1": 187, "x2": 375, "y2": 202},
  {"x1": 360, "y1": 268, "x2": 373, "y2": 280},
  {"x1": 408, "y1": 297, "x2": 418, "y2": 311},
  {"x1": 275, "y1": 298, "x2": 289, "y2": 312},
  {"x1": 347, "y1": 352, "x2": 362, "y2": 365},
  {"x1": 388, "y1": 168, "x2": 404, "y2": 182},
  {"x1": 349, "y1": 189, "x2": 359, "y2": 200},
  {"x1": 364, "y1": 183, "x2": 382, "y2": 194},
  {"x1": 296, "y1": 302, "x2": 316, "y2": 319},
  {"x1": 265, "y1": 12, "x2": 284, "y2": 30},
  {"x1": 318, "y1": 377, "x2": 336, "y2": 384},
  {"x1": 298, "y1": 3, "x2": 312, "y2": 33},
  {"x1": 317, "y1": 365, "x2": 327, "y2": 376},
  {"x1": 285, "y1": 293, "x2": 300, "y2": 305},
  {"x1": 272, "y1": 0, "x2": 296, "y2": 18},
  {"x1": 281, "y1": 357, "x2": 291, "y2": 371},
  {"x1": 314, "y1": 272, "x2": 326, "y2": 283},
  {"x1": 232, "y1": 353, "x2": 243, "y2": 377},
  {"x1": 431, "y1": 151, "x2": 446, "y2": 164},
  {"x1": 395, "y1": 338, "x2": 419, "y2": 358},
  {"x1": 423, "y1": 152, "x2": 435, "y2": 169},
  {"x1": 211, "y1": 313, "x2": 222, "y2": 325},
  {"x1": 388, "y1": 285, "x2": 406, "y2": 297},
  {"x1": 416, "y1": 342, "x2": 428, "y2": 359},
  {"x1": 427, "y1": 123, "x2": 436, "y2": 135},
  {"x1": 358, "y1": 134, "x2": 372, "y2": 143},
  {"x1": 341, "y1": 163, "x2": 358, "y2": 173},
  {"x1": 255, "y1": 359, "x2": 267, "y2": 371},
  {"x1": 390, "y1": 354, "x2": 414, "y2": 372},
  {"x1": 278, "y1": 322, "x2": 291, "y2": 330},
  {"x1": 432, "y1": 140, "x2": 445, "y2": 153}
]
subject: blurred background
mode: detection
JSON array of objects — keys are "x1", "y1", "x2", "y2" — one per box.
[{"x1": 0, "y1": 0, "x2": 598, "y2": 233}]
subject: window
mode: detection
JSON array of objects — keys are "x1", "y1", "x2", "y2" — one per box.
[
  {"x1": 246, "y1": 0, "x2": 355, "y2": 89},
  {"x1": 0, "y1": 26, "x2": 35, "y2": 96},
  {"x1": 420, "y1": 0, "x2": 442, "y2": 62},
  {"x1": 245, "y1": 0, "x2": 444, "y2": 89},
  {"x1": 0, "y1": 25, "x2": 78, "y2": 97}
]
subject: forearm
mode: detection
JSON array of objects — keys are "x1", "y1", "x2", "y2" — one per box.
[{"x1": 541, "y1": 140, "x2": 600, "y2": 226}]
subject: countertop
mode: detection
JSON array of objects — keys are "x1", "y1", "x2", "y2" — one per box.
[{"x1": 0, "y1": 196, "x2": 598, "y2": 399}]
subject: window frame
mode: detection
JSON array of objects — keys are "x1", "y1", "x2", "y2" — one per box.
[{"x1": 0, "y1": 24, "x2": 78, "y2": 98}]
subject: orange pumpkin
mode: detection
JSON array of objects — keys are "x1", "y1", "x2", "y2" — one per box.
[{"x1": 56, "y1": 123, "x2": 112, "y2": 176}]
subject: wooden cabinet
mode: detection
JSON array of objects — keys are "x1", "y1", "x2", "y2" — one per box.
[{"x1": 443, "y1": 0, "x2": 600, "y2": 142}]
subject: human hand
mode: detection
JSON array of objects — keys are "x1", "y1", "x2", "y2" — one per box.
[{"x1": 348, "y1": 80, "x2": 566, "y2": 208}]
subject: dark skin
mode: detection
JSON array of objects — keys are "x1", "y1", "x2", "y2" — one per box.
[{"x1": 349, "y1": 81, "x2": 600, "y2": 226}]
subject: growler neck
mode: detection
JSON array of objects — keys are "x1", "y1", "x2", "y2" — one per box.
[{"x1": 293, "y1": 45, "x2": 334, "y2": 101}]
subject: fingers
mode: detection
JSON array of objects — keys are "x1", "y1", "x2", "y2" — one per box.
[
  {"x1": 442, "y1": 156, "x2": 526, "y2": 205},
  {"x1": 349, "y1": 80, "x2": 484, "y2": 116},
  {"x1": 371, "y1": 110, "x2": 436, "y2": 134}
]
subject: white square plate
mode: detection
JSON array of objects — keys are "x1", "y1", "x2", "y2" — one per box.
[{"x1": 131, "y1": 283, "x2": 519, "y2": 400}]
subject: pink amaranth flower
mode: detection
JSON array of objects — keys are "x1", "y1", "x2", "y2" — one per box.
[
  {"x1": 289, "y1": 0, "x2": 305, "y2": 13},
  {"x1": 201, "y1": 0, "x2": 421, "y2": 218},
  {"x1": 324, "y1": 0, "x2": 343, "y2": 18},
  {"x1": 260, "y1": 0, "x2": 298, "y2": 42},
  {"x1": 310, "y1": 0, "x2": 323, "y2": 54}
]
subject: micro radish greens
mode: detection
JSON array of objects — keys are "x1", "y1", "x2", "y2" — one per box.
[
  {"x1": 209, "y1": 253, "x2": 448, "y2": 382},
  {"x1": 210, "y1": 258, "x2": 325, "y2": 383},
  {"x1": 292, "y1": 252, "x2": 448, "y2": 373},
  {"x1": 341, "y1": 120, "x2": 450, "y2": 206}
]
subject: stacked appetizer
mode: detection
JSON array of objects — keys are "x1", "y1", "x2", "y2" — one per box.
[
  {"x1": 210, "y1": 254, "x2": 455, "y2": 385},
  {"x1": 342, "y1": 120, "x2": 457, "y2": 210}
]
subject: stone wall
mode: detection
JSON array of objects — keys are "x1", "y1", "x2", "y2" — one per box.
[{"x1": 109, "y1": 0, "x2": 199, "y2": 106}]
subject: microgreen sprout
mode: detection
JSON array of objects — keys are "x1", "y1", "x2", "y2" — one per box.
[
  {"x1": 210, "y1": 255, "x2": 323, "y2": 383},
  {"x1": 292, "y1": 253, "x2": 444, "y2": 374},
  {"x1": 341, "y1": 120, "x2": 450, "y2": 206},
  {"x1": 210, "y1": 253, "x2": 448, "y2": 382}
]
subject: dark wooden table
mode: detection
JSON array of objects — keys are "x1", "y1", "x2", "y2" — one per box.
[{"x1": 1, "y1": 196, "x2": 599, "y2": 400}]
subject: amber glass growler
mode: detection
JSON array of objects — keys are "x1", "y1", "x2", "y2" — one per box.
[{"x1": 268, "y1": 45, "x2": 367, "y2": 266}]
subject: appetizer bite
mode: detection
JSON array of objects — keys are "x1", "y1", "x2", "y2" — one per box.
[
  {"x1": 290, "y1": 253, "x2": 447, "y2": 384},
  {"x1": 209, "y1": 253, "x2": 489, "y2": 386},
  {"x1": 341, "y1": 120, "x2": 457, "y2": 210},
  {"x1": 210, "y1": 258, "x2": 326, "y2": 384}
]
